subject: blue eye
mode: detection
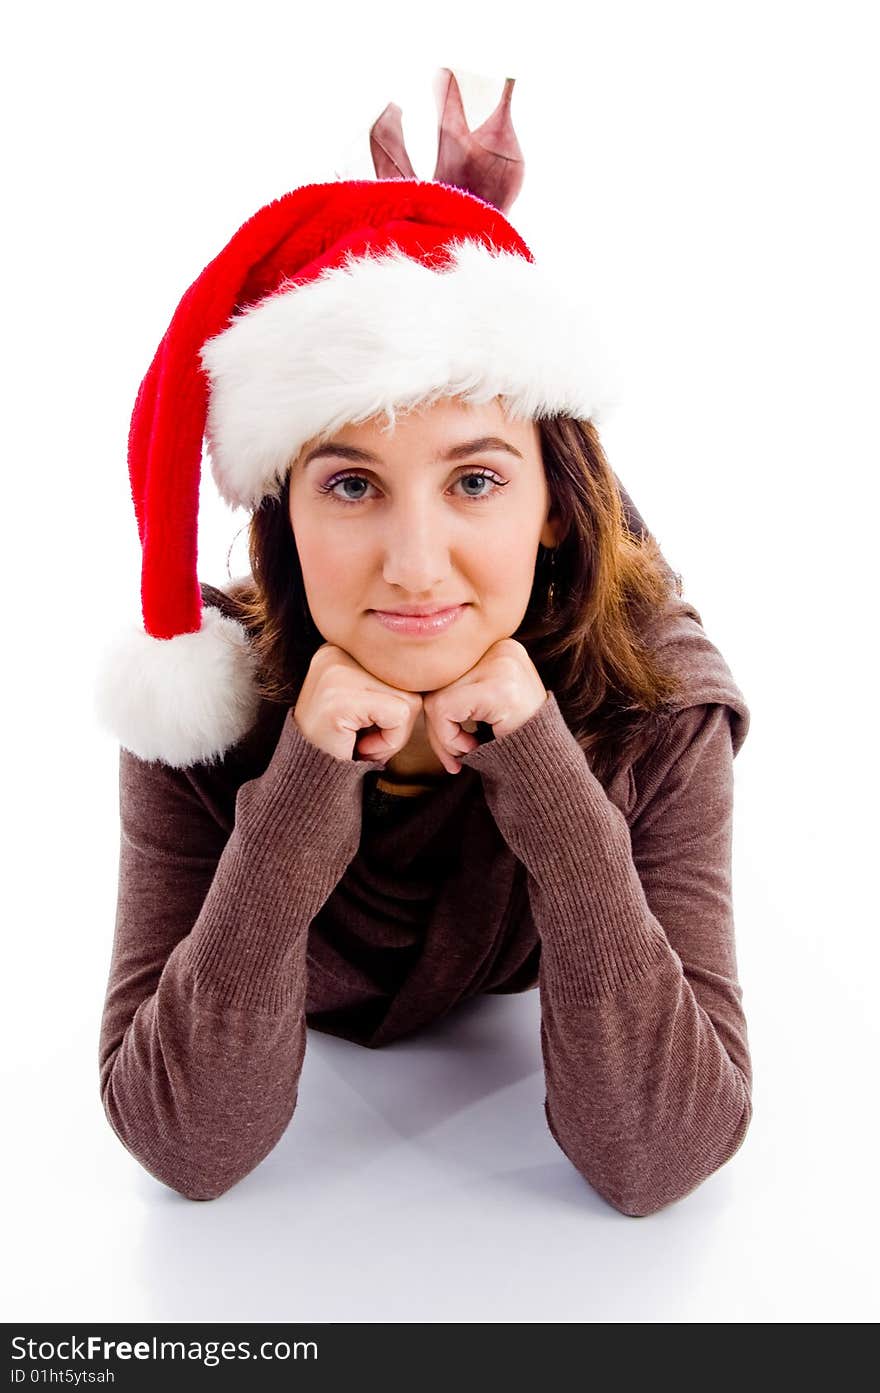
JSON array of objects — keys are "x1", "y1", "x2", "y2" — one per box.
[
  {"x1": 334, "y1": 476, "x2": 372, "y2": 501},
  {"x1": 319, "y1": 469, "x2": 509, "y2": 505}
]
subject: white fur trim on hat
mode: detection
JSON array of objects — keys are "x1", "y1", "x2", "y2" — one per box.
[
  {"x1": 93, "y1": 604, "x2": 262, "y2": 768},
  {"x1": 199, "y1": 238, "x2": 621, "y2": 511}
]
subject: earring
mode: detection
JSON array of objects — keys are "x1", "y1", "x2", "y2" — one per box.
[{"x1": 545, "y1": 545, "x2": 557, "y2": 615}]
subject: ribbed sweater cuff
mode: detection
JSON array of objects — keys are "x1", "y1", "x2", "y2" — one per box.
[
  {"x1": 459, "y1": 692, "x2": 669, "y2": 1005},
  {"x1": 183, "y1": 711, "x2": 377, "y2": 1012}
]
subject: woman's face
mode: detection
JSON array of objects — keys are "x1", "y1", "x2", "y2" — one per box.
[{"x1": 287, "y1": 396, "x2": 559, "y2": 693}]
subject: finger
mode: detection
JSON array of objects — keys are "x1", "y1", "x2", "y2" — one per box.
[
  {"x1": 347, "y1": 693, "x2": 420, "y2": 759},
  {"x1": 422, "y1": 715, "x2": 463, "y2": 776},
  {"x1": 428, "y1": 697, "x2": 482, "y2": 760},
  {"x1": 423, "y1": 707, "x2": 480, "y2": 773}
]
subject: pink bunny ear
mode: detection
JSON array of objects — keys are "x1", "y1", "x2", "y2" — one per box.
[
  {"x1": 369, "y1": 101, "x2": 417, "y2": 180},
  {"x1": 369, "y1": 69, "x2": 524, "y2": 214},
  {"x1": 432, "y1": 69, "x2": 524, "y2": 214}
]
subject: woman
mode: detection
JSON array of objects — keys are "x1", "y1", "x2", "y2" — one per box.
[{"x1": 95, "y1": 83, "x2": 753, "y2": 1216}]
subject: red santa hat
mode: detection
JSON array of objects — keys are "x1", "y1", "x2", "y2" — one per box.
[{"x1": 94, "y1": 176, "x2": 618, "y2": 768}]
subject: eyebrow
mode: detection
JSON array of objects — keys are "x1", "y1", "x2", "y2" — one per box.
[{"x1": 302, "y1": 435, "x2": 525, "y2": 468}]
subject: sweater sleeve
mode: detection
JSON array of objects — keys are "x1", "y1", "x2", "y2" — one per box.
[
  {"x1": 458, "y1": 692, "x2": 752, "y2": 1218},
  {"x1": 98, "y1": 709, "x2": 375, "y2": 1201}
]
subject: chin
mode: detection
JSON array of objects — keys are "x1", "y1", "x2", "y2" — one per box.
[{"x1": 358, "y1": 650, "x2": 473, "y2": 694}]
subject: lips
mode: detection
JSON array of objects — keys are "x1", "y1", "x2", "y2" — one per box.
[
  {"x1": 370, "y1": 604, "x2": 468, "y2": 636},
  {"x1": 376, "y1": 606, "x2": 458, "y2": 617}
]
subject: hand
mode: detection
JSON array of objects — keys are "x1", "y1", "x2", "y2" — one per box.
[
  {"x1": 421, "y1": 638, "x2": 549, "y2": 775},
  {"x1": 293, "y1": 644, "x2": 424, "y2": 764}
]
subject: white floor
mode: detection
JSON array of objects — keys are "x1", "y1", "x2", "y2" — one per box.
[{"x1": 6, "y1": 887, "x2": 878, "y2": 1323}]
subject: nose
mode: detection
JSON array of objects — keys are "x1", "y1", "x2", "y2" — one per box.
[{"x1": 381, "y1": 500, "x2": 453, "y2": 594}]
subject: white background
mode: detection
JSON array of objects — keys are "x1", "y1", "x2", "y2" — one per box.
[{"x1": 3, "y1": 0, "x2": 877, "y2": 1324}]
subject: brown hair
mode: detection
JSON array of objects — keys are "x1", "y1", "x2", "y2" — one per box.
[{"x1": 221, "y1": 415, "x2": 690, "y2": 786}]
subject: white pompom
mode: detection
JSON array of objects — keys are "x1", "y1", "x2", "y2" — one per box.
[{"x1": 93, "y1": 605, "x2": 262, "y2": 768}]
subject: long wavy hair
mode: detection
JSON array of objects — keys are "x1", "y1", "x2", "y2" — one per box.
[{"x1": 219, "y1": 415, "x2": 691, "y2": 786}]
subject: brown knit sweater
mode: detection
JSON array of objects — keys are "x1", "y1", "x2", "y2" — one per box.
[{"x1": 98, "y1": 588, "x2": 753, "y2": 1217}]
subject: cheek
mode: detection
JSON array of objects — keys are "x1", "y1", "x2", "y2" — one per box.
[
  {"x1": 292, "y1": 524, "x2": 373, "y2": 634},
  {"x1": 473, "y1": 519, "x2": 536, "y2": 588},
  {"x1": 292, "y1": 507, "x2": 341, "y2": 564},
  {"x1": 291, "y1": 527, "x2": 339, "y2": 604}
]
